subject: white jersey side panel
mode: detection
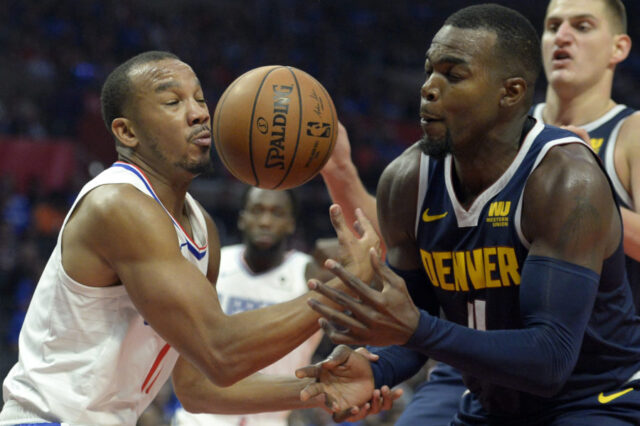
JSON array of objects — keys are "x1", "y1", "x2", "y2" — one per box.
[
  {"x1": 1, "y1": 162, "x2": 209, "y2": 426},
  {"x1": 173, "y1": 244, "x2": 321, "y2": 426}
]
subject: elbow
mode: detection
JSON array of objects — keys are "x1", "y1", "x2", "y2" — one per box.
[
  {"x1": 200, "y1": 359, "x2": 242, "y2": 388},
  {"x1": 197, "y1": 347, "x2": 248, "y2": 387},
  {"x1": 175, "y1": 391, "x2": 206, "y2": 415},
  {"x1": 519, "y1": 328, "x2": 578, "y2": 397},
  {"x1": 526, "y1": 375, "x2": 567, "y2": 398},
  {"x1": 523, "y1": 358, "x2": 573, "y2": 398}
]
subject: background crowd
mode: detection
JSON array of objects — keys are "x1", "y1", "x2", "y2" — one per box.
[{"x1": 1, "y1": 1, "x2": 640, "y2": 424}]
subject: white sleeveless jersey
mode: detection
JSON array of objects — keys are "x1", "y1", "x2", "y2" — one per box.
[
  {"x1": 1, "y1": 161, "x2": 209, "y2": 426},
  {"x1": 172, "y1": 244, "x2": 321, "y2": 426}
]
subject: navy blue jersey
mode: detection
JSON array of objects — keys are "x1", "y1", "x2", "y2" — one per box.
[
  {"x1": 414, "y1": 119, "x2": 640, "y2": 416},
  {"x1": 532, "y1": 103, "x2": 640, "y2": 311}
]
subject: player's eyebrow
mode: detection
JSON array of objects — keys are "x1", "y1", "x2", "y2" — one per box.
[
  {"x1": 154, "y1": 77, "x2": 202, "y2": 93},
  {"x1": 426, "y1": 51, "x2": 468, "y2": 66},
  {"x1": 546, "y1": 13, "x2": 597, "y2": 23},
  {"x1": 154, "y1": 81, "x2": 179, "y2": 93}
]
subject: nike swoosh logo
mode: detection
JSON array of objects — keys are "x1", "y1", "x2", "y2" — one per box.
[
  {"x1": 422, "y1": 208, "x2": 448, "y2": 222},
  {"x1": 598, "y1": 387, "x2": 634, "y2": 404}
]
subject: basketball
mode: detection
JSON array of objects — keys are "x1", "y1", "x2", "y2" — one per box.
[{"x1": 212, "y1": 65, "x2": 338, "y2": 190}]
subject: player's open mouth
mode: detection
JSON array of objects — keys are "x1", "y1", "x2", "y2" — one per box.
[{"x1": 552, "y1": 49, "x2": 572, "y2": 66}]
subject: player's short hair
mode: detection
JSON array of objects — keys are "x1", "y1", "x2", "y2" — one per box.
[
  {"x1": 601, "y1": 0, "x2": 627, "y2": 33},
  {"x1": 240, "y1": 186, "x2": 299, "y2": 220},
  {"x1": 100, "y1": 51, "x2": 180, "y2": 142},
  {"x1": 444, "y1": 4, "x2": 541, "y2": 95}
]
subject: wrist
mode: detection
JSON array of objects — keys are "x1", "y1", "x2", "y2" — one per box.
[
  {"x1": 321, "y1": 158, "x2": 358, "y2": 180},
  {"x1": 405, "y1": 310, "x2": 435, "y2": 348}
]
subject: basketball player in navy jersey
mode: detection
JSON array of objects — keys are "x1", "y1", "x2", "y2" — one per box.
[
  {"x1": 533, "y1": 0, "x2": 640, "y2": 309},
  {"x1": 304, "y1": 4, "x2": 640, "y2": 424},
  {"x1": 318, "y1": 0, "x2": 640, "y2": 423}
]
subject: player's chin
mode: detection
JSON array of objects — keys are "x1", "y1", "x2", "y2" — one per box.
[
  {"x1": 252, "y1": 237, "x2": 277, "y2": 250},
  {"x1": 181, "y1": 157, "x2": 213, "y2": 175}
]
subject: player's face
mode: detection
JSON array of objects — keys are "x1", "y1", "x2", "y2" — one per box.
[
  {"x1": 419, "y1": 26, "x2": 503, "y2": 159},
  {"x1": 542, "y1": 0, "x2": 618, "y2": 91},
  {"x1": 238, "y1": 189, "x2": 295, "y2": 251},
  {"x1": 128, "y1": 59, "x2": 211, "y2": 175}
]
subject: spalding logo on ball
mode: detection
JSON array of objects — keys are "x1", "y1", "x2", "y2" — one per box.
[{"x1": 212, "y1": 65, "x2": 337, "y2": 190}]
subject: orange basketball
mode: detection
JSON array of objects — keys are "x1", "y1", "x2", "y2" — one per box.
[{"x1": 212, "y1": 65, "x2": 337, "y2": 190}]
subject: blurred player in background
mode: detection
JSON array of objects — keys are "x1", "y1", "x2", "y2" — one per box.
[
  {"x1": 171, "y1": 186, "x2": 326, "y2": 426},
  {"x1": 533, "y1": 0, "x2": 640, "y2": 307}
]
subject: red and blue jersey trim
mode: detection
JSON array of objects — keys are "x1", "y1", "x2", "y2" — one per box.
[{"x1": 112, "y1": 161, "x2": 208, "y2": 260}]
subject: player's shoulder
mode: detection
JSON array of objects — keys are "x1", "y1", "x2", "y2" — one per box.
[
  {"x1": 80, "y1": 183, "x2": 160, "y2": 222},
  {"x1": 64, "y1": 184, "x2": 177, "y2": 258},
  {"x1": 528, "y1": 141, "x2": 612, "y2": 216},
  {"x1": 377, "y1": 142, "x2": 422, "y2": 244},
  {"x1": 616, "y1": 111, "x2": 640, "y2": 148},
  {"x1": 379, "y1": 142, "x2": 422, "y2": 195}
]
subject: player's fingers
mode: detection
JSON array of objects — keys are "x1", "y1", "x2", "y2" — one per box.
[
  {"x1": 308, "y1": 278, "x2": 365, "y2": 316},
  {"x1": 321, "y1": 344, "x2": 356, "y2": 368},
  {"x1": 333, "y1": 403, "x2": 369, "y2": 423},
  {"x1": 300, "y1": 382, "x2": 328, "y2": 402},
  {"x1": 561, "y1": 124, "x2": 589, "y2": 143},
  {"x1": 295, "y1": 363, "x2": 322, "y2": 379},
  {"x1": 370, "y1": 249, "x2": 408, "y2": 291},
  {"x1": 355, "y1": 207, "x2": 379, "y2": 240},
  {"x1": 326, "y1": 259, "x2": 379, "y2": 304},
  {"x1": 318, "y1": 318, "x2": 362, "y2": 345},
  {"x1": 354, "y1": 346, "x2": 379, "y2": 361},
  {"x1": 329, "y1": 204, "x2": 354, "y2": 245},
  {"x1": 380, "y1": 385, "x2": 403, "y2": 410},
  {"x1": 352, "y1": 220, "x2": 364, "y2": 238},
  {"x1": 367, "y1": 389, "x2": 382, "y2": 415},
  {"x1": 307, "y1": 281, "x2": 372, "y2": 328}
]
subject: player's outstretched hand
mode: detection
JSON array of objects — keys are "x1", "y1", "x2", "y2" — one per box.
[
  {"x1": 328, "y1": 204, "x2": 380, "y2": 285},
  {"x1": 295, "y1": 345, "x2": 403, "y2": 422},
  {"x1": 307, "y1": 248, "x2": 420, "y2": 347}
]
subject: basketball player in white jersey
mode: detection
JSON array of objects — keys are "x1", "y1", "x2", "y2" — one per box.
[
  {"x1": 171, "y1": 187, "x2": 325, "y2": 426},
  {"x1": 0, "y1": 51, "x2": 393, "y2": 426}
]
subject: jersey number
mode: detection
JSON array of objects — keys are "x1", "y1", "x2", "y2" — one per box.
[{"x1": 467, "y1": 300, "x2": 486, "y2": 331}]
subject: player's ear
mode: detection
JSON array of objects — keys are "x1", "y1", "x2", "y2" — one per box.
[
  {"x1": 112, "y1": 118, "x2": 139, "y2": 149},
  {"x1": 285, "y1": 219, "x2": 295, "y2": 236},
  {"x1": 237, "y1": 211, "x2": 247, "y2": 232},
  {"x1": 610, "y1": 34, "x2": 631, "y2": 66},
  {"x1": 499, "y1": 77, "x2": 527, "y2": 108}
]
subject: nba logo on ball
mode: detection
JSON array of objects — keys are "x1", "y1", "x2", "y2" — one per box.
[{"x1": 212, "y1": 66, "x2": 338, "y2": 190}]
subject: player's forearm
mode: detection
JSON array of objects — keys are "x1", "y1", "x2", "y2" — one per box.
[
  {"x1": 207, "y1": 280, "x2": 345, "y2": 386},
  {"x1": 368, "y1": 345, "x2": 428, "y2": 389},
  {"x1": 174, "y1": 356, "x2": 320, "y2": 414},
  {"x1": 321, "y1": 161, "x2": 379, "y2": 237},
  {"x1": 176, "y1": 370, "x2": 319, "y2": 415},
  {"x1": 402, "y1": 256, "x2": 599, "y2": 397},
  {"x1": 620, "y1": 207, "x2": 640, "y2": 261}
]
